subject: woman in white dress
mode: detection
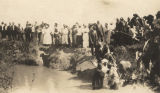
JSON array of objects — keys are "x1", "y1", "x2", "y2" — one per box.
[
  {"x1": 82, "y1": 25, "x2": 89, "y2": 48},
  {"x1": 43, "y1": 24, "x2": 52, "y2": 45},
  {"x1": 61, "y1": 25, "x2": 69, "y2": 46}
]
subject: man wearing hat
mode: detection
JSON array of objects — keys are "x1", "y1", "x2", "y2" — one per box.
[
  {"x1": 7, "y1": 22, "x2": 12, "y2": 40},
  {"x1": 72, "y1": 25, "x2": 78, "y2": 48},
  {"x1": 11, "y1": 22, "x2": 18, "y2": 40},
  {"x1": 89, "y1": 24, "x2": 98, "y2": 55},
  {"x1": 54, "y1": 23, "x2": 60, "y2": 46},
  {"x1": 24, "y1": 23, "x2": 32, "y2": 42},
  {"x1": 0, "y1": 22, "x2": 5, "y2": 39},
  {"x1": 31, "y1": 22, "x2": 37, "y2": 42},
  {"x1": 3, "y1": 23, "x2": 8, "y2": 40},
  {"x1": 96, "y1": 21, "x2": 104, "y2": 42}
]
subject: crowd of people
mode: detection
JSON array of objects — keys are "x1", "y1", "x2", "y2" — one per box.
[
  {"x1": 0, "y1": 11, "x2": 159, "y2": 50},
  {"x1": 0, "y1": 21, "x2": 91, "y2": 48},
  {"x1": 0, "y1": 11, "x2": 160, "y2": 90}
]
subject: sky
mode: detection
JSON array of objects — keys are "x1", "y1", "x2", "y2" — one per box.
[{"x1": 0, "y1": 0, "x2": 160, "y2": 27}]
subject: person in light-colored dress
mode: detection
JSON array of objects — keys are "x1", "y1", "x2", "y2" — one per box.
[
  {"x1": 61, "y1": 24, "x2": 69, "y2": 46},
  {"x1": 82, "y1": 25, "x2": 89, "y2": 48},
  {"x1": 43, "y1": 24, "x2": 52, "y2": 45}
]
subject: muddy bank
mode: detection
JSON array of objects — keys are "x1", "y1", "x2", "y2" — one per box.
[
  {"x1": 0, "y1": 40, "x2": 43, "y2": 92},
  {"x1": 0, "y1": 40, "x2": 43, "y2": 66}
]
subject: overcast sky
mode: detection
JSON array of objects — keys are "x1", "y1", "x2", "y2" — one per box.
[{"x1": 0, "y1": 0, "x2": 160, "y2": 26}]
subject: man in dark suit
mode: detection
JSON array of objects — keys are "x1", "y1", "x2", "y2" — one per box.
[
  {"x1": 96, "y1": 21, "x2": 104, "y2": 42},
  {"x1": 72, "y1": 25, "x2": 78, "y2": 48},
  {"x1": 89, "y1": 24, "x2": 98, "y2": 56},
  {"x1": 3, "y1": 23, "x2": 8, "y2": 39},
  {"x1": 7, "y1": 22, "x2": 12, "y2": 40},
  {"x1": 0, "y1": 22, "x2": 5, "y2": 39},
  {"x1": 11, "y1": 22, "x2": 17, "y2": 40},
  {"x1": 24, "y1": 23, "x2": 32, "y2": 42},
  {"x1": 0, "y1": 22, "x2": 2, "y2": 39}
]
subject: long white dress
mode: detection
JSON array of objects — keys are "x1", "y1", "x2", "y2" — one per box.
[
  {"x1": 43, "y1": 28, "x2": 52, "y2": 45},
  {"x1": 82, "y1": 28, "x2": 89, "y2": 48},
  {"x1": 61, "y1": 28, "x2": 69, "y2": 44}
]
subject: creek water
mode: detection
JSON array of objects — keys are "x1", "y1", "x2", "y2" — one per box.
[
  {"x1": 9, "y1": 65, "x2": 154, "y2": 93},
  {"x1": 10, "y1": 65, "x2": 90, "y2": 93}
]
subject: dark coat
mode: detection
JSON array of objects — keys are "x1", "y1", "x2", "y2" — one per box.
[
  {"x1": 0, "y1": 26, "x2": 2, "y2": 32},
  {"x1": 89, "y1": 29, "x2": 98, "y2": 46},
  {"x1": 24, "y1": 27, "x2": 32, "y2": 34},
  {"x1": 7, "y1": 25, "x2": 12, "y2": 32},
  {"x1": 96, "y1": 24, "x2": 104, "y2": 41},
  {"x1": 92, "y1": 67, "x2": 105, "y2": 89}
]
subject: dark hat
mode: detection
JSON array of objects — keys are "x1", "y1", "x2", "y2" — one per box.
[
  {"x1": 105, "y1": 23, "x2": 108, "y2": 25},
  {"x1": 55, "y1": 23, "x2": 58, "y2": 26},
  {"x1": 97, "y1": 63, "x2": 102, "y2": 70},
  {"x1": 120, "y1": 17, "x2": 124, "y2": 21},
  {"x1": 143, "y1": 16, "x2": 147, "y2": 20},
  {"x1": 133, "y1": 14, "x2": 139, "y2": 17},
  {"x1": 28, "y1": 24, "x2": 32, "y2": 26}
]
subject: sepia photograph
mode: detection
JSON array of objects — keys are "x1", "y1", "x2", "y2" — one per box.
[{"x1": 0, "y1": 0, "x2": 160, "y2": 93}]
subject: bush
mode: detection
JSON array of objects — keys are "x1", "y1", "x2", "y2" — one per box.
[{"x1": 48, "y1": 50, "x2": 73, "y2": 70}]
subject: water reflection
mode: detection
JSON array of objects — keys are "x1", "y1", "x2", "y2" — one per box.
[{"x1": 11, "y1": 65, "x2": 61, "y2": 93}]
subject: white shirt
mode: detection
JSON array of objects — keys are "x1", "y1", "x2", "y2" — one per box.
[
  {"x1": 61, "y1": 28, "x2": 68, "y2": 35},
  {"x1": 109, "y1": 24, "x2": 115, "y2": 31},
  {"x1": 82, "y1": 27, "x2": 89, "y2": 33},
  {"x1": 32, "y1": 26, "x2": 36, "y2": 32},
  {"x1": 4, "y1": 26, "x2": 7, "y2": 30},
  {"x1": 13, "y1": 25, "x2": 15, "y2": 31},
  {"x1": 1, "y1": 24, "x2": 4, "y2": 30},
  {"x1": 42, "y1": 28, "x2": 46, "y2": 34}
]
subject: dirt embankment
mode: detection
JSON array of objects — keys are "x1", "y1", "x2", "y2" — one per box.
[
  {"x1": 0, "y1": 40, "x2": 26, "y2": 92},
  {"x1": 42, "y1": 47, "x2": 95, "y2": 70},
  {"x1": 41, "y1": 47, "x2": 97, "y2": 81},
  {"x1": 0, "y1": 40, "x2": 45, "y2": 92}
]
